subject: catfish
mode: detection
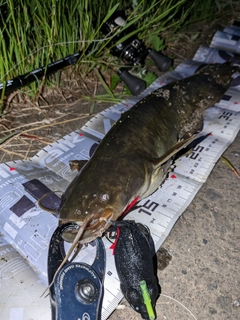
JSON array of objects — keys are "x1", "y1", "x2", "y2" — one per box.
[{"x1": 57, "y1": 63, "x2": 239, "y2": 243}]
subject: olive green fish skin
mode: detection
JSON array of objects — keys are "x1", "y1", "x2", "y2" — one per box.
[{"x1": 58, "y1": 63, "x2": 238, "y2": 243}]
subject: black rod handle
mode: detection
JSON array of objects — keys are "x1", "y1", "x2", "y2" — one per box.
[
  {"x1": 117, "y1": 68, "x2": 146, "y2": 96},
  {"x1": 148, "y1": 49, "x2": 172, "y2": 72}
]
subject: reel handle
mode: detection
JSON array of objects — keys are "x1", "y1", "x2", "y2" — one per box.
[
  {"x1": 118, "y1": 68, "x2": 146, "y2": 96},
  {"x1": 148, "y1": 49, "x2": 172, "y2": 72}
]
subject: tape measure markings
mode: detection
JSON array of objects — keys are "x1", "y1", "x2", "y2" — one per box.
[
  {"x1": 210, "y1": 31, "x2": 240, "y2": 53},
  {"x1": 224, "y1": 25, "x2": 240, "y2": 36}
]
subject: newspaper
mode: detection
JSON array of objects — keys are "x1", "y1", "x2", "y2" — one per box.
[{"x1": 0, "y1": 24, "x2": 240, "y2": 320}]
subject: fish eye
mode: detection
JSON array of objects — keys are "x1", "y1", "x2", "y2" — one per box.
[
  {"x1": 75, "y1": 209, "x2": 81, "y2": 215},
  {"x1": 99, "y1": 193, "x2": 110, "y2": 202}
]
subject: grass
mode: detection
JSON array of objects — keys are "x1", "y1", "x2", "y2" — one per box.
[{"x1": 0, "y1": 0, "x2": 239, "y2": 113}]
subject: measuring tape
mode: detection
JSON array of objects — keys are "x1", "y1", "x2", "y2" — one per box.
[{"x1": 0, "y1": 24, "x2": 240, "y2": 320}]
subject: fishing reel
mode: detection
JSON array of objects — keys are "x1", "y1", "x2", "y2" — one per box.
[{"x1": 101, "y1": 10, "x2": 172, "y2": 95}]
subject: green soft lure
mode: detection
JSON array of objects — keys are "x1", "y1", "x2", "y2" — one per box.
[{"x1": 140, "y1": 280, "x2": 155, "y2": 320}]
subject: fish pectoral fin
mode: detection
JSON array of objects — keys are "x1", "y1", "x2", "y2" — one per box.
[
  {"x1": 152, "y1": 134, "x2": 197, "y2": 169},
  {"x1": 69, "y1": 159, "x2": 88, "y2": 171}
]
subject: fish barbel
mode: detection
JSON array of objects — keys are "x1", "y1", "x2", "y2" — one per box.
[{"x1": 58, "y1": 63, "x2": 238, "y2": 243}]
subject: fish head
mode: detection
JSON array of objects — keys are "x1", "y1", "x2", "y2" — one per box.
[{"x1": 57, "y1": 176, "x2": 128, "y2": 243}]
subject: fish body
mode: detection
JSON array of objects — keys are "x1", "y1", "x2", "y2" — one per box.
[
  {"x1": 58, "y1": 63, "x2": 238, "y2": 243},
  {"x1": 111, "y1": 221, "x2": 159, "y2": 320}
]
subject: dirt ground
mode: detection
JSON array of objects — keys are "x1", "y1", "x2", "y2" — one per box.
[{"x1": 0, "y1": 15, "x2": 240, "y2": 320}]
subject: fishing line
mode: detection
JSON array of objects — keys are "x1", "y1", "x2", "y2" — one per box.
[
  {"x1": 116, "y1": 292, "x2": 198, "y2": 319},
  {"x1": 160, "y1": 293, "x2": 198, "y2": 320}
]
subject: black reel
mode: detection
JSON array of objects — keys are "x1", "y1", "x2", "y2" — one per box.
[{"x1": 101, "y1": 10, "x2": 172, "y2": 95}]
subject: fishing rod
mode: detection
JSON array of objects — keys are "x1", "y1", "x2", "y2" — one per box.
[
  {"x1": 0, "y1": 10, "x2": 172, "y2": 97},
  {"x1": 0, "y1": 52, "x2": 82, "y2": 97}
]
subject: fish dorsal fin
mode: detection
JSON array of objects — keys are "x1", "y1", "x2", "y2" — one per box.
[
  {"x1": 152, "y1": 134, "x2": 197, "y2": 169},
  {"x1": 69, "y1": 159, "x2": 88, "y2": 171}
]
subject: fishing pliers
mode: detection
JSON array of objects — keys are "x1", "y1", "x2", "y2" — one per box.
[{"x1": 47, "y1": 223, "x2": 106, "y2": 320}]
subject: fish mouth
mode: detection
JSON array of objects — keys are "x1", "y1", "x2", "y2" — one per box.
[{"x1": 60, "y1": 208, "x2": 114, "y2": 243}]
